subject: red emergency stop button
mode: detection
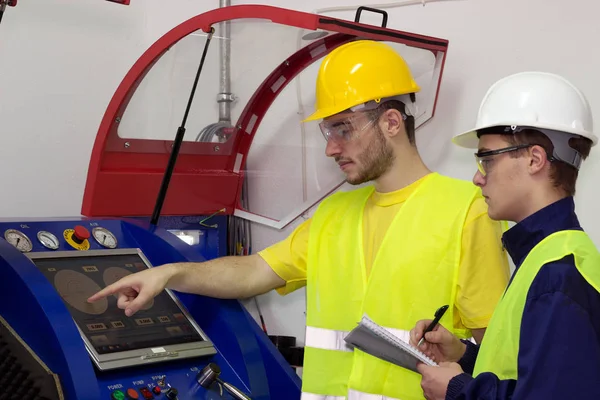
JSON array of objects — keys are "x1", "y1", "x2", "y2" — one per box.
[
  {"x1": 126, "y1": 388, "x2": 139, "y2": 399},
  {"x1": 73, "y1": 225, "x2": 90, "y2": 243}
]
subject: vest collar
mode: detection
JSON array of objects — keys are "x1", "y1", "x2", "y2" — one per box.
[{"x1": 502, "y1": 196, "x2": 582, "y2": 268}]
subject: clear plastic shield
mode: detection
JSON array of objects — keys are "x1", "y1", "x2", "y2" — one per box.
[{"x1": 116, "y1": 19, "x2": 445, "y2": 228}]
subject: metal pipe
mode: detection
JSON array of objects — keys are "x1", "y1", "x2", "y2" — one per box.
[{"x1": 218, "y1": 0, "x2": 232, "y2": 123}]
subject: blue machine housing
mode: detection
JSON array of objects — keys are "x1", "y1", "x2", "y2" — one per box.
[{"x1": 0, "y1": 217, "x2": 301, "y2": 400}]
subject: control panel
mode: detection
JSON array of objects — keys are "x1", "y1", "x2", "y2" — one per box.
[
  {"x1": 103, "y1": 368, "x2": 208, "y2": 399},
  {"x1": 3, "y1": 221, "x2": 123, "y2": 253},
  {"x1": 102, "y1": 365, "x2": 224, "y2": 400},
  {"x1": 0, "y1": 217, "x2": 301, "y2": 399}
]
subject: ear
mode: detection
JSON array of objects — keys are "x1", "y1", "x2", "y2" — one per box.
[
  {"x1": 528, "y1": 145, "x2": 549, "y2": 175},
  {"x1": 380, "y1": 109, "x2": 405, "y2": 138}
]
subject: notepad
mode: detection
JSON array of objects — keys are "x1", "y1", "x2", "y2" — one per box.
[{"x1": 344, "y1": 315, "x2": 437, "y2": 373}]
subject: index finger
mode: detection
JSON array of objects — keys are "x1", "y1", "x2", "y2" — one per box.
[
  {"x1": 410, "y1": 319, "x2": 433, "y2": 345},
  {"x1": 87, "y1": 281, "x2": 126, "y2": 303}
]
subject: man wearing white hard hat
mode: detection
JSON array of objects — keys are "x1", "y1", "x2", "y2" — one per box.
[{"x1": 409, "y1": 71, "x2": 600, "y2": 400}]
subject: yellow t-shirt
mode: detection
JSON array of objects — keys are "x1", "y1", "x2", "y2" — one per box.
[{"x1": 258, "y1": 175, "x2": 510, "y2": 330}]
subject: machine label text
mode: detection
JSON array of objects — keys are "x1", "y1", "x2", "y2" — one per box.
[
  {"x1": 107, "y1": 384, "x2": 124, "y2": 390},
  {"x1": 135, "y1": 318, "x2": 154, "y2": 326},
  {"x1": 111, "y1": 321, "x2": 125, "y2": 328},
  {"x1": 133, "y1": 380, "x2": 144, "y2": 385},
  {"x1": 87, "y1": 323, "x2": 107, "y2": 331}
]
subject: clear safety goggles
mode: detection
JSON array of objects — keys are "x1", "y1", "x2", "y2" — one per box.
[
  {"x1": 318, "y1": 95, "x2": 414, "y2": 143},
  {"x1": 319, "y1": 113, "x2": 377, "y2": 143},
  {"x1": 474, "y1": 125, "x2": 584, "y2": 176},
  {"x1": 474, "y1": 144, "x2": 532, "y2": 176}
]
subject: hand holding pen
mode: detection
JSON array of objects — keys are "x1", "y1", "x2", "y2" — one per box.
[
  {"x1": 409, "y1": 305, "x2": 467, "y2": 364},
  {"x1": 418, "y1": 305, "x2": 449, "y2": 347}
]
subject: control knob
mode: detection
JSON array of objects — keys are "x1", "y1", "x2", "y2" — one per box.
[{"x1": 164, "y1": 387, "x2": 179, "y2": 399}]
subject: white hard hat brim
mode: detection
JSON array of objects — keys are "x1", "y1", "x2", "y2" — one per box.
[
  {"x1": 452, "y1": 129, "x2": 479, "y2": 149},
  {"x1": 453, "y1": 123, "x2": 599, "y2": 149}
]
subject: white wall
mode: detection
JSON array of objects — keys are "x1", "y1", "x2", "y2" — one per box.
[
  {"x1": 2, "y1": 0, "x2": 600, "y2": 356},
  {"x1": 240, "y1": 0, "x2": 600, "y2": 347}
]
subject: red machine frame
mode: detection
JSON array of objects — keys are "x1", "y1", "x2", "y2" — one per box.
[{"x1": 82, "y1": 5, "x2": 449, "y2": 220}]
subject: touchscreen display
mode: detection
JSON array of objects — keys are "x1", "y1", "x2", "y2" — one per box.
[{"x1": 32, "y1": 253, "x2": 204, "y2": 355}]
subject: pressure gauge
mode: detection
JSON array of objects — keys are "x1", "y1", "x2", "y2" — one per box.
[
  {"x1": 4, "y1": 229, "x2": 33, "y2": 253},
  {"x1": 92, "y1": 227, "x2": 118, "y2": 249},
  {"x1": 37, "y1": 231, "x2": 60, "y2": 250}
]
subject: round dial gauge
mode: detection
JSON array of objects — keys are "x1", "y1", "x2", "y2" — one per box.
[
  {"x1": 92, "y1": 227, "x2": 118, "y2": 249},
  {"x1": 4, "y1": 229, "x2": 33, "y2": 253},
  {"x1": 37, "y1": 231, "x2": 60, "y2": 250}
]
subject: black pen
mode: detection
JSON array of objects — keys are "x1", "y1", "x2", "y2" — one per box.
[{"x1": 417, "y1": 305, "x2": 449, "y2": 347}]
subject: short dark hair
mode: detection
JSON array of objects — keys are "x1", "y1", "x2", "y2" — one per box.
[
  {"x1": 503, "y1": 129, "x2": 592, "y2": 196},
  {"x1": 369, "y1": 100, "x2": 416, "y2": 145}
]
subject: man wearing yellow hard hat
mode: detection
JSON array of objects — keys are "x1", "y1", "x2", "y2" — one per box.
[
  {"x1": 88, "y1": 40, "x2": 510, "y2": 400},
  {"x1": 270, "y1": 39, "x2": 510, "y2": 400}
]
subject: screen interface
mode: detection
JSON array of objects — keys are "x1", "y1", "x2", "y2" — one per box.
[{"x1": 32, "y1": 253, "x2": 204, "y2": 355}]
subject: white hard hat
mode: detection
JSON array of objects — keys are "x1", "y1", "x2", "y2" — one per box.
[{"x1": 453, "y1": 71, "x2": 597, "y2": 148}]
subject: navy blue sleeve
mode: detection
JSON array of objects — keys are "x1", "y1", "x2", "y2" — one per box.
[
  {"x1": 445, "y1": 368, "x2": 515, "y2": 399},
  {"x1": 457, "y1": 340, "x2": 479, "y2": 375},
  {"x1": 446, "y1": 258, "x2": 600, "y2": 400}
]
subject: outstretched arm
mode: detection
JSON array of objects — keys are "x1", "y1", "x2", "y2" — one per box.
[{"x1": 88, "y1": 254, "x2": 284, "y2": 316}]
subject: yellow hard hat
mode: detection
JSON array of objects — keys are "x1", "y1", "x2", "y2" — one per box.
[{"x1": 303, "y1": 40, "x2": 420, "y2": 122}]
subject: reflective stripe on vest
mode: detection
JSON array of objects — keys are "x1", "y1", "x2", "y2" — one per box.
[
  {"x1": 302, "y1": 389, "x2": 402, "y2": 400},
  {"x1": 301, "y1": 393, "x2": 345, "y2": 400},
  {"x1": 473, "y1": 230, "x2": 600, "y2": 379},
  {"x1": 303, "y1": 173, "x2": 479, "y2": 399},
  {"x1": 305, "y1": 326, "x2": 411, "y2": 352}
]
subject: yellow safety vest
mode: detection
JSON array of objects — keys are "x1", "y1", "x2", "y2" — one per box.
[
  {"x1": 302, "y1": 173, "x2": 479, "y2": 400},
  {"x1": 473, "y1": 230, "x2": 600, "y2": 379}
]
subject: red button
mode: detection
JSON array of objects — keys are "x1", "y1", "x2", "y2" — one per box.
[
  {"x1": 139, "y1": 387, "x2": 154, "y2": 400},
  {"x1": 126, "y1": 388, "x2": 139, "y2": 399},
  {"x1": 152, "y1": 386, "x2": 161, "y2": 395},
  {"x1": 73, "y1": 225, "x2": 90, "y2": 241}
]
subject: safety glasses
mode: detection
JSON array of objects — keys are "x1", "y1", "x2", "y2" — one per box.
[
  {"x1": 318, "y1": 113, "x2": 377, "y2": 143},
  {"x1": 474, "y1": 144, "x2": 532, "y2": 176}
]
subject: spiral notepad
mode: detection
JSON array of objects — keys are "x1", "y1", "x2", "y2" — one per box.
[{"x1": 344, "y1": 315, "x2": 437, "y2": 373}]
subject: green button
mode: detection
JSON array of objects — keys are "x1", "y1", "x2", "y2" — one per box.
[{"x1": 111, "y1": 390, "x2": 126, "y2": 400}]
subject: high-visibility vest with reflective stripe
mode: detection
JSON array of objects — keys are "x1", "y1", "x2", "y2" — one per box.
[
  {"x1": 473, "y1": 229, "x2": 600, "y2": 379},
  {"x1": 303, "y1": 173, "x2": 479, "y2": 399},
  {"x1": 302, "y1": 389, "x2": 404, "y2": 400}
]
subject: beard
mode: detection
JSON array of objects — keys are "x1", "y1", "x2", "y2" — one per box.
[{"x1": 343, "y1": 127, "x2": 395, "y2": 185}]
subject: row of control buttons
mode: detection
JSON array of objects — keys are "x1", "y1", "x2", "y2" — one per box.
[{"x1": 111, "y1": 385, "x2": 161, "y2": 400}]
